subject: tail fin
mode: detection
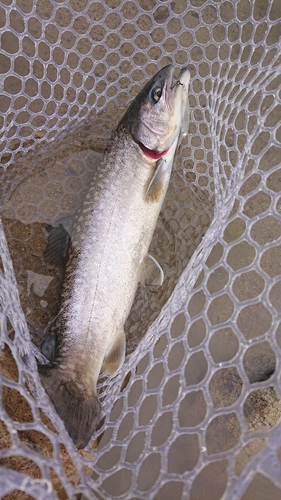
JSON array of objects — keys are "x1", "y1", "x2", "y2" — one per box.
[{"x1": 38, "y1": 364, "x2": 101, "y2": 449}]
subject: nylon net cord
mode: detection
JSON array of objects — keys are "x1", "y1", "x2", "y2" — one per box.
[{"x1": 0, "y1": 0, "x2": 281, "y2": 499}]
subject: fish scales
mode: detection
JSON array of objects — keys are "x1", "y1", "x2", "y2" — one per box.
[
  {"x1": 39, "y1": 65, "x2": 190, "y2": 448},
  {"x1": 58, "y1": 131, "x2": 168, "y2": 375}
]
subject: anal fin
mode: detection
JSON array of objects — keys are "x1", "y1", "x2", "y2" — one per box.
[
  {"x1": 140, "y1": 253, "x2": 164, "y2": 287},
  {"x1": 102, "y1": 330, "x2": 126, "y2": 374}
]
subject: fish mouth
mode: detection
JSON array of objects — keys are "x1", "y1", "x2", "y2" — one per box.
[
  {"x1": 166, "y1": 66, "x2": 190, "y2": 113},
  {"x1": 178, "y1": 67, "x2": 191, "y2": 87},
  {"x1": 159, "y1": 66, "x2": 190, "y2": 149}
]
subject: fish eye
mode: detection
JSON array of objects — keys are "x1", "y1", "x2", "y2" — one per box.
[{"x1": 151, "y1": 86, "x2": 162, "y2": 104}]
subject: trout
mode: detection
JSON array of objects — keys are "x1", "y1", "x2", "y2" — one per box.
[{"x1": 39, "y1": 65, "x2": 190, "y2": 448}]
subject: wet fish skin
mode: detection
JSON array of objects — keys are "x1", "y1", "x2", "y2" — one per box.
[{"x1": 38, "y1": 65, "x2": 190, "y2": 449}]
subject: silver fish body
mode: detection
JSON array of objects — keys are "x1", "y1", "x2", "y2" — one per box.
[{"x1": 39, "y1": 65, "x2": 190, "y2": 448}]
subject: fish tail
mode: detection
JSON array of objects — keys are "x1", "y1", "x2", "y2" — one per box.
[{"x1": 38, "y1": 364, "x2": 101, "y2": 449}]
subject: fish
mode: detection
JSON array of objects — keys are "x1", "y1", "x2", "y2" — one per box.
[{"x1": 38, "y1": 64, "x2": 190, "y2": 449}]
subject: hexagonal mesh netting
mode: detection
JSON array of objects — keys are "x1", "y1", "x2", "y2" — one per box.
[{"x1": 0, "y1": 0, "x2": 281, "y2": 498}]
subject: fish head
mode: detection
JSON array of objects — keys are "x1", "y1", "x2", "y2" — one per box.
[{"x1": 120, "y1": 64, "x2": 190, "y2": 157}]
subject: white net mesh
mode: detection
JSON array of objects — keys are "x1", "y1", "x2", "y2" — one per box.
[{"x1": 1, "y1": 0, "x2": 281, "y2": 498}]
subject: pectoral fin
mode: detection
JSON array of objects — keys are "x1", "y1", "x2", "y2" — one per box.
[
  {"x1": 102, "y1": 330, "x2": 126, "y2": 374},
  {"x1": 140, "y1": 253, "x2": 164, "y2": 287},
  {"x1": 145, "y1": 159, "x2": 169, "y2": 203}
]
